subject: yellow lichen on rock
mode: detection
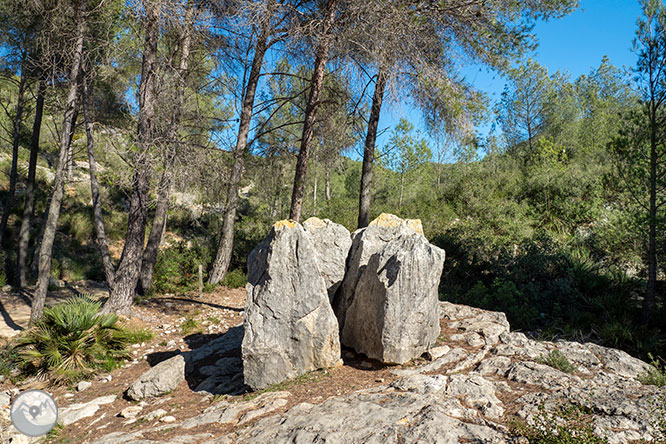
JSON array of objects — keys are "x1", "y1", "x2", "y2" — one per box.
[
  {"x1": 303, "y1": 217, "x2": 326, "y2": 229},
  {"x1": 273, "y1": 219, "x2": 298, "y2": 230},
  {"x1": 405, "y1": 219, "x2": 424, "y2": 236},
  {"x1": 369, "y1": 213, "x2": 424, "y2": 236},
  {"x1": 369, "y1": 213, "x2": 402, "y2": 229}
]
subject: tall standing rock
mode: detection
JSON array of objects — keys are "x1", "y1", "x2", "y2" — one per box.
[
  {"x1": 335, "y1": 213, "x2": 445, "y2": 364},
  {"x1": 333, "y1": 213, "x2": 425, "y2": 329},
  {"x1": 242, "y1": 220, "x2": 341, "y2": 390},
  {"x1": 303, "y1": 217, "x2": 352, "y2": 301}
]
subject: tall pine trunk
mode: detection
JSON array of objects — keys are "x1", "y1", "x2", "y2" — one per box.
[
  {"x1": 102, "y1": 0, "x2": 159, "y2": 314},
  {"x1": 357, "y1": 69, "x2": 386, "y2": 228},
  {"x1": 82, "y1": 77, "x2": 115, "y2": 288},
  {"x1": 139, "y1": 3, "x2": 194, "y2": 294},
  {"x1": 0, "y1": 59, "x2": 27, "y2": 246},
  {"x1": 288, "y1": 0, "x2": 338, "y2": 222},
  {"x1": 208, "y1": 2, "x2": 272, "y2": 285},
  {"x1": 17, "y1": 77, "x2": 45, "y2": 289},
  {"x1": 31, "y1": 7, "x2": 85, "y2": 323}
]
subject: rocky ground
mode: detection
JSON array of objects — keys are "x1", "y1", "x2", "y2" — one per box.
[{"x1": 1, "y1": 288, "x2": 665, "y2": 444}]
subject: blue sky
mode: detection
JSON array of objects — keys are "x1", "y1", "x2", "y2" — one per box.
[{"x1": 376, "y1": 0, "x2": 644, "y2": 153}]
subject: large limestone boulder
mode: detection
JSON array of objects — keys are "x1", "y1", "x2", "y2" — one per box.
[
  {"x1": 242, "y1": 220, "x2": 341, "y2": 390},
  {"x1": 302, "y1": 217, "x2": 352, "y2": 301},
  {"x1": 336, "y1": 213, "x2": 444, "y2": 364},
  {"x1": 333, "y1": 213, "x2": 426, "y2": 329}
]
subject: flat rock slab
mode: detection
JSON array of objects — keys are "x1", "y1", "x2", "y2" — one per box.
[
  {"x1": 228, "y1": 377, "x2": 507, "y2": 444},
  {"x1": 60, "y1": 395, "x2": 117, "y2": 426}
]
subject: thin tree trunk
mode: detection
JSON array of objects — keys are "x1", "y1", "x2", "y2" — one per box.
[
  {"x1": 139, "y1": 2, "x2": 194, "y2": 294},
  {"x1": 82, "y1": 77, "x2": 115, "y2": 288},
  {"x1": 357, "y1": 69, "x2": 386, "y2": 228},
  {"x1": 0, "y1": 60, "x2": 27, "y2": 246},
  {"x1": 30, "y1": 92, "x2": 79, "y2": 279},
  {"x1": 288, "y1": 0, "x2": 338, "y2": 222},
  {"x1": 271, "y1": 157, "x2": 281, "y2": 218},
  {"x1": 102, "y1": 0, "x2": 159, "y2": 314},
  {"x1": 643, "y1": 101, "x2": 658, "y2": 324},
  {"x1": 399, "y1": 172, "x2": 404, "y2": 209},
  {"x1": 271, "y1": 192, "x2": 280, "y2": 218},
  {"x1": 17, "y1": 77, "x2": 45, "y2": 289},
  {"x1": 208, "y1": 2, "x2": 272, "y2": 285},
  {"x1": 29, "y1": 197, "x2": 49, "y2": 278},
  {"x1": 138, "y1": 170, "x2": 171, "y2": 294},
  {"x1": 527, "y1": 114, "x2": 533, "y2": 156},
  {"x1": 313, "y1": 171, "x2": 317, "y2": 216},
  {"x1": 65, "y1": 104, "x2": 80, "y2": 179},
  {"x1": 325, "y1": 166, "x2": 331, "y2": 201},
  {"x1": 31, "y1": 8, "x2": 85, "y2": 323}
]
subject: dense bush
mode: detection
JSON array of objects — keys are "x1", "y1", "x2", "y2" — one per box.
[
  {"x1": 435, "y1": 229, "x2": 655, "y2": 356},
  {"x1": 153, "y1": 240, "x2": 213, "y2": 294},
  {"x1": 221, "y1": 268, "x2": 248, "y2": 289}
]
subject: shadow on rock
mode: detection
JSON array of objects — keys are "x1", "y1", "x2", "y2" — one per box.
[
  {"x1": 184, "y1": 326, "x2": 248, "y2": 396},
  {"x1": 184, "y1": 332, "x2": 231, "y2": 350},
  {"x1": 126, "y1": 326, "x2": 248, "y2": 401},
  {"x1": 146, "y1": 350, "x2": 182, "y2": 366},
  {"x1": 341, "y1": 347, "x2": 391, "y2": 371}
]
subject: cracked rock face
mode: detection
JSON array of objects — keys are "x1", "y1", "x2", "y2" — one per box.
[
  {"x1": 242, "y1": 220, "x2": 341, "y2": 390},
  {"x1": 228, "y1": 379, "x2": 508, "y2": 444},
  {"x1": 337, "y1": 214, "x2": 445, "y2": 364},
  {"x1": 302, "y1": 217, "x2": 352, "y2": 302}
]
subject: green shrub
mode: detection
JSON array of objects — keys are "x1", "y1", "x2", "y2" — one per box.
[
  {"x1": 538, "y1": 350, "x2": 577, "y2": 373},
  {"x1": 512, "y1": 403, "x2": 608, "y2": 444},
  {"x1": 153, "y1": 240, "x2": 212, "y2": 294},
  {"x1": 17, "y1": 295, "x2": 131, "y2": 383},
  {"x1": 64, "y1": 211, "x2": 94, "y2": 243},
  {"x1": 640, "y1": 354, "x2": 666, "y2": 387},
  {"x1": 221, "y1": 268, "x2": 247, "y2": 289}
]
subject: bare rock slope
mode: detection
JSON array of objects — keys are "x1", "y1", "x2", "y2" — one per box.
[{"x1": 2, "y1": 300, "x2": 659, "y2": 444}]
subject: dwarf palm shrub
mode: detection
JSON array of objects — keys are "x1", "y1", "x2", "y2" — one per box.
[{"x1": 18, "y1": 295, "x2": 130, "y2": 382}]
